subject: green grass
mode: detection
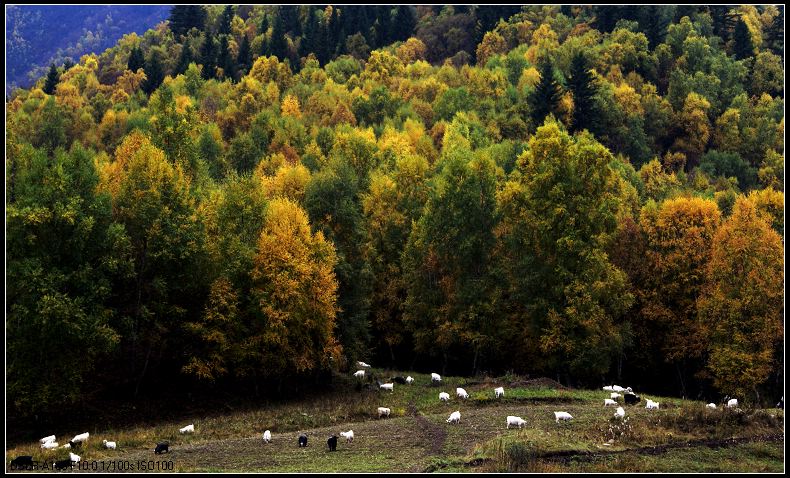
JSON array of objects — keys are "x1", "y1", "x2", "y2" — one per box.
[{"x1": 5, "y1": 371, "x2": 784, "y2": 473}]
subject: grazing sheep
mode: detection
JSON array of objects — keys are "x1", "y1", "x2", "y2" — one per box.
[
  {"x1": 10, "y1": 456, "x2": 35, "y2": 468},
  {"x1": 154, "y1": 442, "x2": 169, "y2": 454},
  {"x1": 298, "y1": 434, "x2": 308, "y2": 447},
  {"x1": 612, "y1": 385, "x2": 626, "y2": 393},
  {"x1": 604, "y1": 398, "x2": 618, "y2": 407},
  {"x1": 446, "y1": 411, "x2": 461, "y2": 424},
  {"x1": 69, "y1": 452, "x2": 81, "y2": 463},
  {"x1": 614, "y1": 406, "x2": 626, "y2": 419},
  {"x1": 263, "y1": 430, "x2": 271, "y2": 443},
  {"x1": 62, "y1": 443, "x2": 71, "y2": 449},
  {"x1": 602, "y1": 386, "x2": 614, "y2": 391},
  {"x1": 71, "y1": 432, "x2": 90, "y2": 444},
  {"x1": 727, "y1": 398, "x2": 738, "y2": 408},
  {"x1": 103, "y1": 439, "x2": 117, "y2": 450},
  {"x1": 431, "y1": 373, "x2": 442, "y2": 382},
  {"x1": 39, "y1": 435, "x2": 56, "y2": 445},
  {"x1": 406, "y1": 376, "x2": 414, "y2": 384},
  {"x1": 610, "y1": 392, "x2": 621, "y2": 400},
  {"x1": 706, "y1": 403, "x2": 717, "y2": 409},
  {"x1": 353, "y1": 370, "x2": 365, "y2": 378},
  {"x1": 53, "y1": 459, "x2": 74, "y2": 471},
  {"x1": 495, "y1": 387, "x2": 505, "y2": 398},
  {"x1": 357, "y1": 361, "x2": 371, "y2": 368},
  {"x1": 456, "y1": 387, "x2": 469, "y2": 399},
  {"x1": 439, "y1": 392, "x2": 450, "y2": 402},
  {"x1": 41, "y1": 441, "x2": 59, "y2": 450},
  {"x1": 327, "y1": 435, "x2": 338, "y2": 452},
  {"x1": 379, "y1": 382, "x2": 394, "y2": 392},
  {"x1": 554, "y1": 411, "x2": 573, "y2": 423},
  {"x1": 179, "y1": 424, "x2": 195, "y2": 434},
  {"x1": 377, "y1": 407, "x2": 391, "y2": 418},
  {"x1": 506, "y1": 416, "x2": 526, "y2": 429},
  {"x1": 646, "y1": 399, "x2": 659, "y2": 410},
  {"x1": 624, "y1": 393, "x2": 641, "y2": 405},
  {"x1": 340, "y1": 430, "x2": 354, "y2": 443}
]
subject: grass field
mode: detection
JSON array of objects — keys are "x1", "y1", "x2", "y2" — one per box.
[{"x1": 5, "y1": 371, "x2": 784, "y2": 473}]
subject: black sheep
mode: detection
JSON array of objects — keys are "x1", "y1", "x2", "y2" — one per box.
[
  {"x1": 391, "y1": 376, "x2": 407, "y2": 384},
  {"x1": 54, "y1": 459, "x2": 74, "y2": 471},
  {"x1": 155, "y1": 442, "x2": 169, "y2": 454},
  {"x1": 10, "y1": 456, "x2": 35, "y2": 469},
  {"x1": 327, "y1": 435, "x2": 338, "y2": 452},
  {"x1": 624, "y1": 392, "x2": 641, "y2": 405},
  {"x1": 298, "y1": 434, "x2": 308, "y2": 447}
]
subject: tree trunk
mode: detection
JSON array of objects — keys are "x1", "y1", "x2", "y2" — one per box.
[{"x1": 675, "y1": 362, "x2": 687, "y2": 399}]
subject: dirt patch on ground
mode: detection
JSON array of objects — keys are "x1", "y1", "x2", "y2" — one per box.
[
  {"x1": 509, "y1": 377, "x2": 570, "y2": 390},
  {"x1": 409, "y1": 402, "x2": 447, "y2": 456}
]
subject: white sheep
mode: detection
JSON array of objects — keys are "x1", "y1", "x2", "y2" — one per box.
[
  {"x1": 456, "y1": 387, "x2": 469, "y2": 399},
  {"x1": 727, "y1": 398, "x2": 738, "y2": 408},
  {"x1": 612, "y1": 385, "x2": 625, "y2": 393},
  {"x1": 263, "y1": 430, "x2": 271, "y2": 443},
  {"x1": 602, "y1": 385, "x2": 614, "y2": 391},
  {"x1": 614, "y1": 406, "x2": 625, "y2": 419},
  {"x1": 439, "y1": 392, "x2": 450, "y2": 402},
  {"x1": 406, "y1": 376, "x2": 414, "y2": 384},
  {"x1": 645, "y1": 399, "x2": 659, "y2": 410},
  {"x1": 431, "y1": 373, "x2": 442, "y2": 382},
  {"x1": 40, "y1": 435, "x2": 56, "y2": 444},
  {"x1": 69, "y1": 452, "x2": 80, "y2": 463},
  {"x1": 70, "y1": 432, "x2": 89, "y2": 445},
  {"x1": 353, "y1": 370, "x2": 365, "y2": 378},
  {"x1": 357, "y1": 361, "x2": 371, "y2": 368},
  {"x1": 41, "y1": 441, "x2": 59, "y2": 450},
  {"x1": 379, "y1": 382, "x2": 394, "y2": 392},
  {"x1": 506, "y1": 416, "x2": 526, "y2": 429},
  {"x1": 554, "y1": 411, "x2": 573, "y2": 423},
  {"x1": 446, "y1": 411, "x2": 461, "y2": 424},
  {"x1": 706, "y1": 403, "x2": 717, "y2": 409},
  {"x1": 495, "y1": 387, "x2": 505, "y2": 398},
  {"x1": 610, "y1": 392, "x2": 621, "y2": 400},
  {"x1": 102, "y1": 439, "x2": 117, "y2": 450},
  {"x1": 340, "y1": 430, "x2": 354, "y2": 443},
  {"x1": 377, "y1": 407, "x2": 391, "y2": 418},
  {"x1": 61, "y1": 443, "x2": 71, "y2": 449},
  {"x1": 604, "y1": 398, "x2": 618, "y2": 407},
  {"x1": 179, "y1": 424, "x2": 194, "y2": 434}
]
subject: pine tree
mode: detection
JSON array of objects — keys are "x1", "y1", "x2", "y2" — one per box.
[
  {"x1": 733, "y1": 18, "x2": 754, "y2": 60},
  {"x1": 142, "y1": 51, "x2": 164, "y2": 95},
  {"x1": 168, "y1": 5, "x2": 207, "y2": 38},
  {"x1": 641, "y1": 5, "x2": 669, "y2": 49},
  {"x1": 174, "y1": 40, "x2": 193, "y2": 76},
  {"x1": 260, "y1": 12, "x2": 269, "y2": 37},
  {"x1": 218, "y1": 5, "x2": 234, "y2": 35},
  {"x1": 128, "y1": 46, "x2": 146, "y2": 72},
  {"x1": 568, "y1": 52, "x2": 598, "y2": 134},
  {"x1": 300, "y1": 8, "x2": 319, "y2": 59},
  {"x1": 392, "y1": 6, "x2": 416, "y2": 43},
  {"x1": 765, "y1": 7, "x2": 784, "y2": 56},
  {"x1": 218, "y1": 35, "x2": 236, "y2": 81},
  {"x1": 200, "y1": 35, "x2": 217, "y2": 79},
  {"x1": 43, "y1": 63, "x2": 59, "y2": 95},
  {"x1": 269, "y1": 12, "x2": 288, "y2": 61},
  {"x1": 709, "y1": 6, "x2": 738, "y2": 42},
  {"x1": 236, "y1": 34, "x2": 252, "y2": 75},
  {"x1": 529, "y1": 58, "x2": 562, "y2": 128}
]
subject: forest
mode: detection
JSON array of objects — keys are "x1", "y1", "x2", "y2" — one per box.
[{"x1": 5, "y1": 5, "x2": 785, "y2": 423}]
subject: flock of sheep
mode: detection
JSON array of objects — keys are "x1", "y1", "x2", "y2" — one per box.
[{"x1": 12, "y1": 363, "x2": 774, "y2": 469}]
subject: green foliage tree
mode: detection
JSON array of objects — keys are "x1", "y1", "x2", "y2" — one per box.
[
  {"x1": 127, "y1": 46, "x2": 146, "y2": 73},
  {"x1": 529, "y1": 58, "x2": 562, "y2": 128},
  {"x1": 43, "y1": 63, "x2": 59, "y2": 94},
  {"x1": 567, "y1": 52, "x2": 599, "y2": 135},
  {"x1": 732, "y1": 18, "x2": 754, "y2": 60},
  {"x1": 142, "y1": 50, "x2": 164, "y2": 95},
  {"x1": 169, "y1": 5, "x2": 207, "y2": 38}
]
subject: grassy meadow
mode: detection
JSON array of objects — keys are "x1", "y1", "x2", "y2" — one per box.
[{"x1": 5, "y1": 371, "x2": 784, "y2": 473}]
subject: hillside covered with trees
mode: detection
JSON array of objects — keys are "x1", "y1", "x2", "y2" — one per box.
[{"x1": 6, "y1": 5, "x2": 784, "y2": 423}]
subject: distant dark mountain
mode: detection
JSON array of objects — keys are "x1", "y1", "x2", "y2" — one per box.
[{"x1": 6, "y1": 5, "x2": 171, "y2": 94}]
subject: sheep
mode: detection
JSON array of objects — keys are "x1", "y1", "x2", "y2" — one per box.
[
  {"x1": 727, "y1": 398, "x2": 738, "y2": 408},
  {"x1": 340, "y1": 430, "x2": 354, "y2": 443},
  {"x1": 610, "y1": 392, "x2": 621, "y2": 400},
  {"x1": 377, "y1": 407, "x2": 391, "y2": 418},
  {"x1": 263, "y1": 430, "x2": 271, "y2": 443},
  {"x1": 614, "y1": 406, "x2": 626, "y2": 419},
  {"x1": 41, "y1": 441, "x2": 59, "y2": 450},
  {"x1": 406, "y1": 376, "x2": 414, "y2": 384},
  {"x1": 456, "y1": 387, "x2": 469, "y2": 399},
  {"x1": 103, "y1": 439, "x2": 117, "y2": 450},
  {"x1": 69, "y1": 452, "x2": 81, "y2": 463},
  {"x1": 495, "y1": 387, "x2": 505, "y2": 398},
  {"x1": 612, "y1": 385, "x2": 626, "y2": 393},
  {"x1": 706, "y1": 403, "x2": 717, "y2": 409},
  {"x1": 431, "y1": 372, "x2": 442, "y2": 382},
  {"x1": 554, "y1": 411, "x2": 573, "y2": 423},
  {"x1": 53, "y1": 459, "x2": 74, "y2": 471},
  {"x1": 645, "y1": 399, "x2": 659, "y2": 410},
  {"x1": 624, "y1": 393, "x2": 641, "y2": 405},
  {"x1": 446, "y1": 411, "x2": 461, "y2": 424},
  {"x1": 62, "y1": 443, "x2": 71, "y2": 449},
  {"x1": 353, "y1": 370, "x2": 365, "y2": 378},
  {"x1": 179, "y1": 424, "x2": 195, "y2": 434},
  {"x1": 39, "y1": 435, "x2": 56, "y2": 445},
  {"x1": 391, "y1": 376, "x2": 407, "y2": 384},
  {"x1": 506, "y1": 416, "x2": 526, "y2": 429},
  {"x1": 379, "y1": 382, "x2": 394, "y2": 392},
  {"x1": 602, "y1": 385, "x2": 614, "y2": 391},
  {"x1": 357, "y1": 361, "x2": 371, "y2": 368},
  {"x1": 70, "y1": 432, "x2": 90, "y2": 444},
  {"x1": 327, "y1": 435, "x2": 338, "y2": 452},
  {"x1": 154, "y1": 442, "x2": 169, "y2": 454},
  {"x1": 604, "y1": 398, "x2": 618, "y2": 407},
  {"x1": 439, "y1": 392, "x2": 450, "y2": 402},
  {"x1": 298, "y1": 433, "x2": 308, "y2": 447},
  {"x1": 10, "y1": 456, "x2": 35, "y2": 469}
]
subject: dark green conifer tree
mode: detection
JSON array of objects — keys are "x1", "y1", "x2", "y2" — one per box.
[
  {"x1": 567, "y1": 52, "x2": 599, "y2": 134},
  {"x1": 43, "y1": 63, "x2": 59, "y2": 94},
  {"x1": 529, "y1": 58, "x2": 562, "y2": 128}
]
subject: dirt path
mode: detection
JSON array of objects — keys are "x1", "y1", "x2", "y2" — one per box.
[{"x1": 408, "y1": 401, "x2": 448, "y2": 456}]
